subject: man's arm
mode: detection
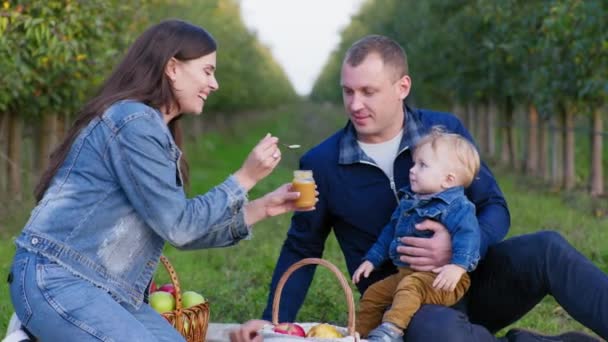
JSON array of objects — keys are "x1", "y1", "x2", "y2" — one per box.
[{"x1": 454, "y1": 119, "x2": 510, "y2": 256}]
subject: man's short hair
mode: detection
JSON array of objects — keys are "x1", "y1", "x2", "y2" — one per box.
[{"x1": 344, "y1": 35, "x2": 408, "y2": 80}]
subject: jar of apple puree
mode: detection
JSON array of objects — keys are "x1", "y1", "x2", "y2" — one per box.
[{"x1": 292, "y1": 170, "x2": 316, "y2": 208}]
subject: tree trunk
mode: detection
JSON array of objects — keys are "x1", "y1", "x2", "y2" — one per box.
[
  {"x1": 500, "y1": 99, "x2": 510, "y2": 165},
  {"x1": 7, "y1": 112, "x2": 23, "y2": 199},
  {"x1": 538, "y1": 117, "x2": 549, "y2": 182},
  {"x1": 477, "y1": 102, "x2": 488, "y2": 156},
  {"x1": 37, "y1": 113, "x2": 58, "y2": 176},
  {"x1": 561, "y1": 105, "x2": 576, "y2": 190},
  {"x1": 487, "y1": 100, "x2": 497, "y2": 160},
  {"x1": 526, "y1": 103, "x2": 539, "y2": 174},
  {"x1": 590, "y1": 108, "x2": 604, "y2": 196},
  {"x1": 504, "y1": 97, "x2": 518, "y2": 169},
  {"x1": 56, "y1": 112, "x2": 67, "y2": 142},
  {"x1": 452, "y1": 103, "x2": 465, "y2": 123},
  {"x1": 466, "y1": 102, "x2": 476, "y2": 140},
  {"x1": 0, "y1": 111, "x2": 8, "y2": 198},
  {"x1": 550, "y1": 115, "x2": 562, "y2": 189}
]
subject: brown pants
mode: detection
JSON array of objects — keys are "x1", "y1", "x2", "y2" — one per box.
[{"x1": 356, "y1": 267, "x2": 470, "y2": 337}]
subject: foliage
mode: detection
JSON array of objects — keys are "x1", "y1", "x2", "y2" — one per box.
[
  {"x1": 310, "y1": 0, "x2": 607, "y2": 112},
  {"x1": 149, "y1": 0, "x2": 297, "y2": 113},
  {"x1": 0, "y1": 0, "x2": 296, "y2": 117},
  {"x1": 0, "y1": 0, "x2": 150, "y2": 115}
]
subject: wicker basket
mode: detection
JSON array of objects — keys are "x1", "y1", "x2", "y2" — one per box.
[
  {"x1": 267, "y1": 258, "x2": 359, "y2": 341},
  {"x1": 158, "y1": 255, "x2": 210, "y2": 342}
]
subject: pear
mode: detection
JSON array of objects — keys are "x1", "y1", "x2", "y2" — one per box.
[{"x1": 306, "y1": 323, "x2": 343, "y2": 338}]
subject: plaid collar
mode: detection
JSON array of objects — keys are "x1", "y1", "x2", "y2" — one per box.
[{"x1": 338, "y1": 104, "x2": 426, "y2": 165}]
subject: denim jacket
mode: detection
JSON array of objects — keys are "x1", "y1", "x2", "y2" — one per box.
[
  {"x1": 15, "y1": 100, "x2": 251, "y2": 309},
  {"x1": 365, "y1": 186, "x2": 480, "y2": 272}
]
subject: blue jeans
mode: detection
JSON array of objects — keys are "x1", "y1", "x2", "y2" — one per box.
[
  {"x1": 404, "y1": 231, "x2": 608, "y2": 341},
  {"x1": 8, "y1": 248, "x2": 185, "y2": 342}
]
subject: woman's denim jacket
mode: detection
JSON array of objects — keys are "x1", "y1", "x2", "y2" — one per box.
[
  {"x1": 365, "y1": 186, "x2": 480, "y2": 272},
  {"x1": 15, "y1": 100, "x2": 251, "y2": 309}
]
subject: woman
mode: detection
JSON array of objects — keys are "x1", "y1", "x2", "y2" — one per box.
[{"x1": 7, "y1": 20, "x2": 311, "y2": 341}]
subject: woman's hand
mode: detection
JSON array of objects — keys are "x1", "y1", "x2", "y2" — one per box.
[
  {"x1": 243, "y1": 183, "x2": 317, "y2": 226},
  {"x1": 234, "y1": 134, "x2": 281, "y2": 191},
  {"x1": 229, "y1": 320, "x2": 269, "y2": 342},
  {"x1": 263, "y1": 183, "x2": 317, "y2": 217}
]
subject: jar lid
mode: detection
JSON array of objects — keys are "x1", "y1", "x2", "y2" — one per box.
[{"x1": 293, "y1": 170, "x2": 313, "y2": 180}]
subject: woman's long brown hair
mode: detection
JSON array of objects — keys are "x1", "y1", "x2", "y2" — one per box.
[{"x1": 34, "y1": 20, "x2": 216, "y2": 202}]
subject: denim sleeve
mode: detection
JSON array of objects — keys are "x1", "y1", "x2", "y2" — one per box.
[
  {"x1": 261, "y1": 157, "x2": 332, "y2": 322},
  {"x1": 450, "y1": 118, "x2": 510, "y2": 257},
  {"x1": 106, "y1": 114, "x2": 250, "y2": 249},
  {"x1": 365, "y1": 206, "x2": 400, "y2": 268},
  {"x1": 445, "y1": 200, "x2": 480, "y2": 272}
]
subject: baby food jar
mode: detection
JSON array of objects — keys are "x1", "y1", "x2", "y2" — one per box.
[{"x1": 292, "y1": 170, "x2": 316, "y2": 208}]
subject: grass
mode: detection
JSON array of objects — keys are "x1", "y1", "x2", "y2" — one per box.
[{"x1": 0, "y1": 102, "x2": 606, "y2": 340}]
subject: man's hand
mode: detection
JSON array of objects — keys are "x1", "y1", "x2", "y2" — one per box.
[
  {"x1": 352, "y1": 260, "x2": 375, "y2": 284},
  {"x1": 397, "y1": 219, "x2": 451, "y2": 271},
  {"x1": 432, "y1": 264, "x2": 466, "y2": 291}
]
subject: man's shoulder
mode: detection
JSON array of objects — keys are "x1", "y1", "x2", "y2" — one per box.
[{"x1": 415, "y1": 108, "x2": 463, "y2": 131}]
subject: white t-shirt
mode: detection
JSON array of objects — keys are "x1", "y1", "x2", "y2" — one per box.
[{"x1": 358, "y1": 130, "x2": 403, "y2": 180}]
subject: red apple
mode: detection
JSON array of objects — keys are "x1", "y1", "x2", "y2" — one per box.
[
  {"x1": 273, "y1": 323, "x2": 306, "y2": 337},
  {"x1": 158, "y1": 283, "x2": 176, "y2": 297},
  {"x1": 149, "y1": 280, "x2": 157, "y2": 293}
]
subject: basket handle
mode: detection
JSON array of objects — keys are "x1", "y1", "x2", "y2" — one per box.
[
  {"x1": 272, "y1": 258, "x2": 356, "y2": 338},
  {"x1": 159, "y1": 255, "x2": 184, "y2": 310}
]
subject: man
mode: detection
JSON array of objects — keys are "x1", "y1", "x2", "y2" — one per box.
[{"x1": 263, "y1": 35, "x2": 607, "y2": 341}]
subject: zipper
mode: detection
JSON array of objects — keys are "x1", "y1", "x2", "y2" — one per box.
[
  {"x1": 359, "y1": 160, "x2": 400, "y2": 203},
  {"x1": 389, "y1": 179, "x2": 399, "y2": 202}
]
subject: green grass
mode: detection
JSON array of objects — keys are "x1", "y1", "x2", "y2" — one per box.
[{"x1": 0, "y1": 102, "x2": 606, "y2": 340}]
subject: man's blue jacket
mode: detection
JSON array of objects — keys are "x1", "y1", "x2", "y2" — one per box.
[{"x1": 262, "y1": 106, "x2": 510, "y2": 322}]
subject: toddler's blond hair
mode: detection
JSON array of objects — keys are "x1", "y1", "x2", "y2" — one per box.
[{"x1": 414, "y1": 127, "x2": 480, "y2": 187}]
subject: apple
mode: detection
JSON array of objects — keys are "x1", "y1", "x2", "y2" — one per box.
[
  {"x1": 182, "y1": 291, "x2": 206, "y2": 308},
  {"x1": 306, "y1": 323, "x2": 343, "y2": 338},
  {"x1": 149, "y1": 280, "x2": 157, "y2": 293},
  {"x1": 273, "y1": 323, "x2": 306, "y2": 337},
  {"x1": 149, "y1": 291, "x2": 175, "y2": 313},
  {"x1": 158, "y1": 283, "x2": 176, "y2": 297}
]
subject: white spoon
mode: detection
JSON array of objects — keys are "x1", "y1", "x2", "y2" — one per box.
[{"x1": 282, "y1": 143, "x2": 301, "y2": 149}]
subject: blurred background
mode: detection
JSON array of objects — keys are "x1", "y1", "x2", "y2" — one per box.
[{"x1": 0, "y1": 0, "x2": 606, "y2": 338}]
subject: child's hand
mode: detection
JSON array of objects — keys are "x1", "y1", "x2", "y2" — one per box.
[
  {"x1": 352, "y1": 261, "x2": 375, "y2": 284},
  {"x1": 432, "y1": 264, "x2": 466, "y2": 291}
]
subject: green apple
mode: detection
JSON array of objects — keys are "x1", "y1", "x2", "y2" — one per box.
[
  {"x1": 182, "y1": 291, "x2": 206, "y2": 308},
  {"x1": 149, "y1": 291, "x2": 175, "y2": 313}
]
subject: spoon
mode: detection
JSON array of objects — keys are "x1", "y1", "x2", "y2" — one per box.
[{"x1": 282, "y1": 143, "x2": 301, "y2": 149}]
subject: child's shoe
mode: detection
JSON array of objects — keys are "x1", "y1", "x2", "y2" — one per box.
[{"x1": 366, "y1": 322, "x2": 403, "y2": 342}]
